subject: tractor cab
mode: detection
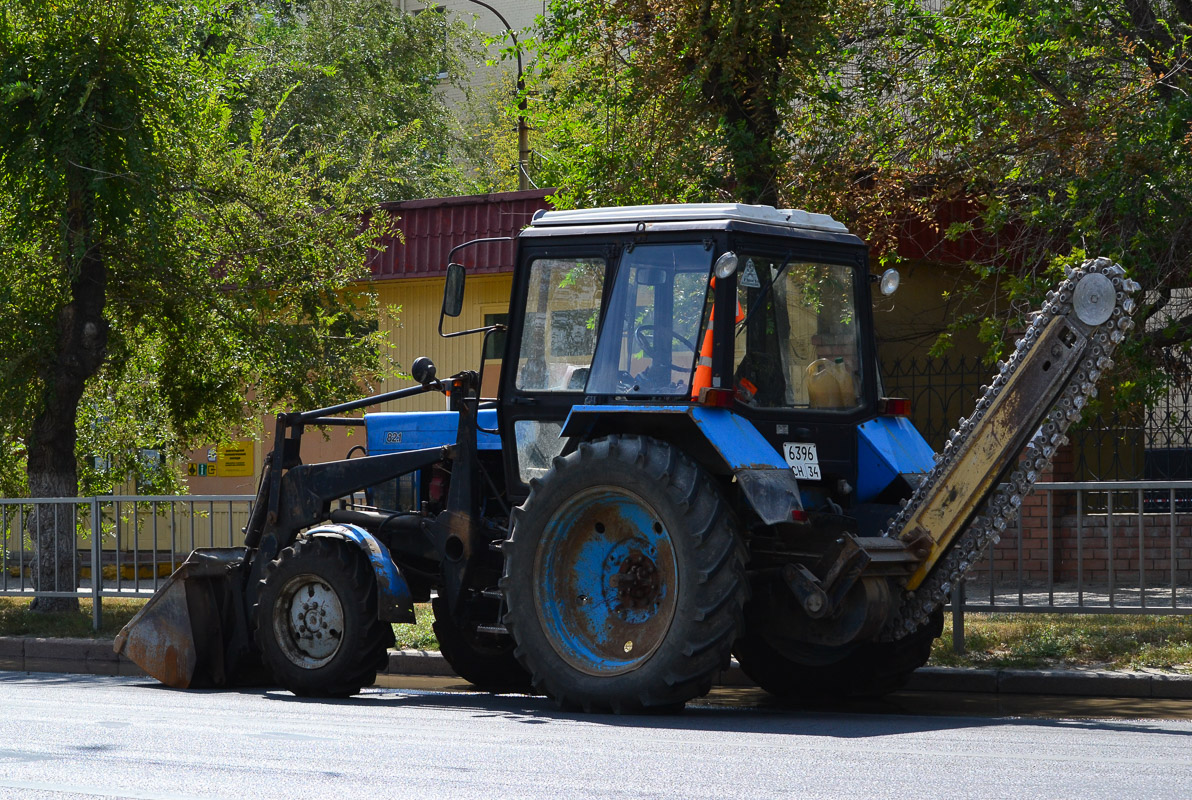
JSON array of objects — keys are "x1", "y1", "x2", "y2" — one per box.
[{"x1": 467, "y1": 204, "x2": 924, "y2": 523}]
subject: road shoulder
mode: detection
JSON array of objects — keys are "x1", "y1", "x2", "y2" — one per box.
[{"x1": 3, "y1": 636, "x2": 1191, "y2": 699}]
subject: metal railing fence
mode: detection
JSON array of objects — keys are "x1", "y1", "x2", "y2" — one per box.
[
  {"x1": 881, "y1": 353, "x2": 1192, "y2": 483},
  {"x1": 0, "y1": 495, "x2": 255, "y2": 630},
  {"x1": 4, "y1": 481, "x2": 1192, "y2": 647},
  {"x1": 948, "y1": 480, "x2": 1192, "y2": 652}
]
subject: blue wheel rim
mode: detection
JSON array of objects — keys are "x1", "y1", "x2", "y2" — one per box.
[{"x1": 533, "y1": 486, "x2": 678, "y2": 676}]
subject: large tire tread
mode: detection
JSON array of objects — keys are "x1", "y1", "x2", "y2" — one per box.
[
  {"x1": 734, "y1": 609, "x2": 944, "y2": 702},
  {"x1": 430, "y1": 595, "x2": 533, "y2": 693},
  {"x1": 502, "y1": 435, "x2": 748, "y2": 713},
  {"x1": 253, "y1": 536, "x2": 394, "y2": 698}
]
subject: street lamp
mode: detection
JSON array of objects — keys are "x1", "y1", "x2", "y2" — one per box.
[{"x1": 458, "y1": 0, "x2": 530, "y2": 191}]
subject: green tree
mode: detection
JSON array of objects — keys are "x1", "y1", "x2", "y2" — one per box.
[
  {"x1": 457, "y1": 68, "x2": 525, "y2": 193},
  {"x1": 528, "y1": 0, "x2": 835, "y2": 207},
  {"x1": 0, "y1": 0, "x2": 398, "y2": 609},
  {"x1": 232, "y1": 0, "x2": 478, "y2": 203},
  {"x1": 786, "y1": 0, "x2": 1192, "y2": 389},
  {"x1": 530, "y1": 0, "x2": 1192, "y2": 399}
]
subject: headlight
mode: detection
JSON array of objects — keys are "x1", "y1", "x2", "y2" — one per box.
[{"x1": 714, "y1": 252, "x2": 739, "y2": 279}]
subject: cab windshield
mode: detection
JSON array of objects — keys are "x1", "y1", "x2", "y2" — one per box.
[
  {"x1": 732, "y1": 256, "x2": 861, "y2": 410},
  {"x1": 586, "y1": 243, "x2": 714, "y2": 395}
]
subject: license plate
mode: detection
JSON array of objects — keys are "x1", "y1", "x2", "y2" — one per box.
[{"x1": 783, "y1": 442, "x2": 821, "y2": 481}]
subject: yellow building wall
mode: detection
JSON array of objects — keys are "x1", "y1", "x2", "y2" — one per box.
[
  {"x1": 871, "y1": 259, "x2": 988, "y2": 364},
  {"x1": 375, "y1": 273, "x2": 515, "y2": 409},
  {"x1": 180, "y1": 272, "x2": 514, "y2": 500}
]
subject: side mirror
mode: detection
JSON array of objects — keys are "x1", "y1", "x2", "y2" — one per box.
[{"x1": 442, "y1": 263, "x2": 465, "y2": 318}]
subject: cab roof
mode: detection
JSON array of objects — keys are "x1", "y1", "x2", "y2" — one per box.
[{"x1": 527, "y1": 203, "x2": 851, "y2": 235}]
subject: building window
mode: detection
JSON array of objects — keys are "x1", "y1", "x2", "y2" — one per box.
[{"x1": 484, "y1": 312, "x2": 508, "y2": 359}]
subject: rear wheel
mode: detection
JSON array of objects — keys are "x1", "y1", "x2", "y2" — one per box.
[
  {"x1": 431, "y1": 595, "x2": 532, "y2": 693},
  {"x1": 502, "y1": 435, "x2": 747, "y2": 713},
  {"x1": 733, "y1": 608, "x2": 944, "y2": 702},
  {"x1": 254, "y1": 536, "x2": 394, "y2": 697}
]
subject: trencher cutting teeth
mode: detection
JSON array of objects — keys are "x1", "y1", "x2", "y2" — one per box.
[{"x1": 880, "y1": 257, "x2": 1137, "y2": 640}]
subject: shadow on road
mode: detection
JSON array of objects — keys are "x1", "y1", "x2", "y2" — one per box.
[
  {"x1": 267, "y1": 679, "x2": 1192, "y2": 738},
  {"x1": 9, "y1": 671, "x2": 1190, "y2": 737}
]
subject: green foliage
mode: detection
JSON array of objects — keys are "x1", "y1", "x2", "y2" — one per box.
[
  {"x1": 0, "y1": 597, "x2": 146, "y2": 638},
  {"x1": 391, "y1": 603, "x2": 438, "y2": 650},
  {"x1": 528, "y1": 0, "x2": 1192, "y2": 395},
  {"x1": 528, "y1": 0, "x2": 834, "y2": 207},
  {"x1": 932, "y1": 613, "x2": 1192, "y2": 672},
  {"x1": 788, "y1": 0, "x2": 1192, "y2": 384},
  {"x1": 0, "y1": 0, "x2": 456, "y2": 497},
  {"x1": 456, "y1": 68, "x2": 525, "y2": 193},
  {"x1": 230, "y1": 0, "x2": 478, "y2": 202}
]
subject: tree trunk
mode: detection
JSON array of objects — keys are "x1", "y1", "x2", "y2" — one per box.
[
  {"x1": 27, "y1": 469, "x2": 80, "y2": 613},
  {"x1": 720, "y1": 91, "x2": 782, "y2": 207},
  {"x1": 701, "y1": 56, "x2": 783, "y2": 207},
  {"x1": 27, "y1": 187, "x2": 109, "y2": 613}
]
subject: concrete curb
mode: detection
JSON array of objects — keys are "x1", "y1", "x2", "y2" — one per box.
[
  {"x1": 382, "y1": 649, "x2": 459, "y2": 678},
  {"x1": 4, "y1": 637, "x2": 1191, "y2": 699},
  {"x1": 0, "y1": 636, "x2": 147, "y2": 678},
  {"x1": 903, "y1": 666, "x2": 1192, "y2": 700}
]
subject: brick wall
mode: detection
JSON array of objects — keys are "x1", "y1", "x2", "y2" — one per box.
[
  {"x1": 970, "y1": 445, "x2": 1192, "y2": 586},
  {"x1": 977, "y1": 510, "x2": 1192, "y2": 586}
]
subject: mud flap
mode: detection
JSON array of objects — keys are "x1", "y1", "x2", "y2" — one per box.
[{"x1": 114, "y1": 548, "x2": 263, "y2": 689}]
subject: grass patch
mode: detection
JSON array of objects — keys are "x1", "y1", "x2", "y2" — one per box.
[
  {"x1": 931, "y1": 613, "x2": 1192, "y2": 672},
  {"x1": 0, "y1": 597, "x2": 147, "y2": 639},
  {"x1": 392, "y1": 602, "x2": 438, "y2": 650},
  {"x1": 9, "y1": 598, "x2": 1190, "y2": 671},
  {"x1": 0, "y1": 597, "x2": 445, "y2": 649}
]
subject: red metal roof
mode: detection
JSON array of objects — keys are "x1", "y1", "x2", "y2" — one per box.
[
  {"x1": 367, "y1": 190, "x2": 990, "y2": 278},
  {"x1": 895, "y1": 198, "x2": 989, "y2": 264},
  {"x1": 368, "y1": 189, "x2": 553, "y2": 279}
]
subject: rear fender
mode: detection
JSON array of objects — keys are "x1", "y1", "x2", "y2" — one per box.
[
  {"x1": 856, "y1": 416, "x2": 935, "y2": 503},
  {"x1": 307, "y1": 523, "x2": 416, "y2": 623},
  {"x1": 562, "y1": 405, "x2": 803, "y2": 525}
]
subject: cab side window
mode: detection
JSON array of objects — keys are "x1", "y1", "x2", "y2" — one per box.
[
  {"x1": 514, "y1": 257, "x2": 606, "y2": 392},
  {"x1": 733, "y1": 260, "x2": 860, "y2": 409}
]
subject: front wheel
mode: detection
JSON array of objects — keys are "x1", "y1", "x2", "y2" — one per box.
[
  {"x1": 253, "y1": 536, "x2": 395, "y2": 697},
  {"x1": 502, "y1": 435, "x2": 748, "y2": 713}
]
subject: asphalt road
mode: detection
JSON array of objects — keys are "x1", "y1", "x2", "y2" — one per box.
[{"x1": 2, "y1": 673, "x2": 1192, "y2": 800}]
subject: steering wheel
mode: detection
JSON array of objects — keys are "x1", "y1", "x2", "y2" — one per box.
[{"x1": 634, "y1": 324, "x2": 698, "y2": 373}]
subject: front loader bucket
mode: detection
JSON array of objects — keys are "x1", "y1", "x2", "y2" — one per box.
[{"x1": 114, "y1": 548, "x2": 259, "y2": 689}]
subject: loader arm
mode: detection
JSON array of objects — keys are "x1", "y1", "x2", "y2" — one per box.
[
  {"x1": 258, "y1": 446, "x2": 451, "y2": 546},
  {"x1": 882, "y1": 258, "x2": 1139, "y2": 638}
]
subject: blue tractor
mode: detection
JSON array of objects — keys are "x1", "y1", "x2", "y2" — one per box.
[{"x1": 117, "y1": 203, "x2": 1136, "y2": 711}]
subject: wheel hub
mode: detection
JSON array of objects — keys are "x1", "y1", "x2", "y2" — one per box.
[
  {"x1": 535, "y1": 486, "x2": 679, "y2": 676},
  {"x1": 275, "y1": 576, "x2": 346, "y2": 667},
  {"x1": 609, "y1": 550, "x2": 662, "y2": 611}
]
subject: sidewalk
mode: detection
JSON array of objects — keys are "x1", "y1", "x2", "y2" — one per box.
[{"x1": 2, "y1": 636, "x2": 1191, "y2": 699}]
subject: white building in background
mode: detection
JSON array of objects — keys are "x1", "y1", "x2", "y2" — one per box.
[
  {"x1": 405, "y1": 0, "x2": 542, "y2": 88},
  {"x1": 399, "y1": 0, "x2": 544, "y2": 189}
]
